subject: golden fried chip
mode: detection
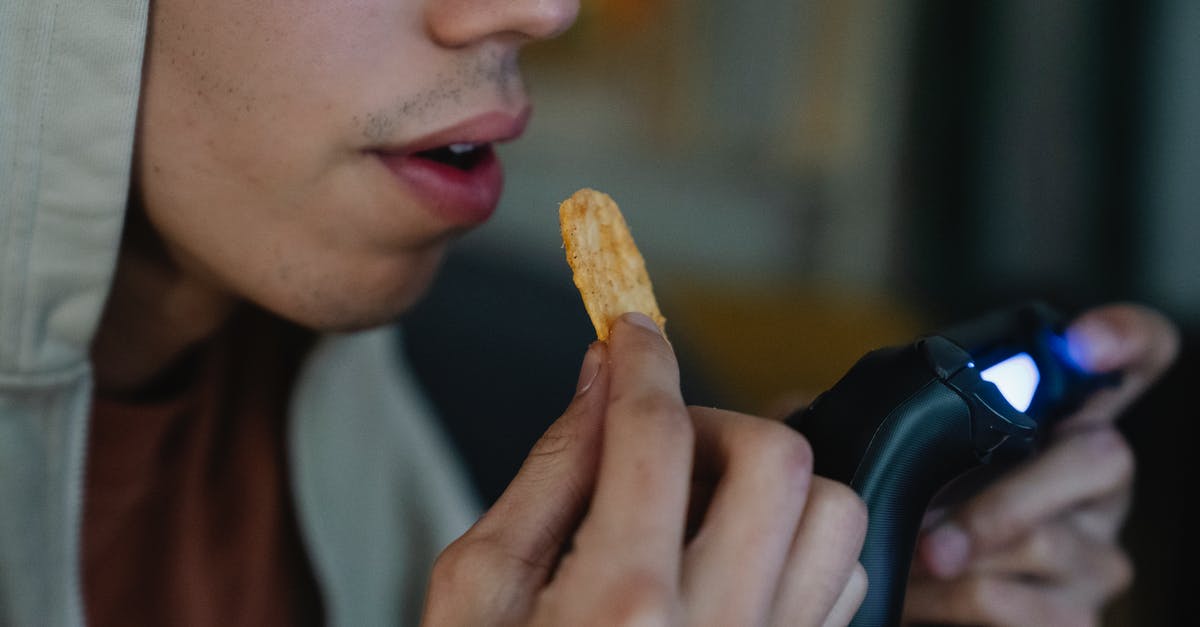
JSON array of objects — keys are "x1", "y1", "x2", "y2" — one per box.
[{"x1": 559, "y1": 188, "x2": 666, "y2": 341}]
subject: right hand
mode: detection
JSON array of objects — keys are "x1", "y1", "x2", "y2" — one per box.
[{"x1": 420, "y1": 312, "x2": 869, "y2": 626}]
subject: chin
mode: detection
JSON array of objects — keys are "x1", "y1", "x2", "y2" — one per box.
[
  {"x1": 274, "y1": 282, "x2": 431, "y2": 332},
  {"x1": 275, "y1": 247, "x2": 447, "y2": 333}
]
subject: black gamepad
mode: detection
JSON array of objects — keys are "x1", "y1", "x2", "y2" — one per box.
[{"x1": 786, "y1": 302, "x2": 1120, "y2": 626}]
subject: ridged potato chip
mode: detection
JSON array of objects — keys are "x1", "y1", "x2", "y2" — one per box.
[{"x1": 559, "y1": 188, "x2": 666, "y2": 341}]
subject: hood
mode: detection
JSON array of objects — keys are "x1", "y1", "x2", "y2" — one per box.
[
  {"x1": 1, "y1": 2, "x2": 149, "y2": 624},
  {"x1": 1, "y1": 0, "x2": 149, "y2": 380}
]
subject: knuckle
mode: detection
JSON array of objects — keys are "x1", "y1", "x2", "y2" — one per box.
[
  {"x1": 1025, "y1": 527, "x2": 1063, "y2": 566},
  {"x1": 956, "y1": 577, "x2": 1005, "y2": 620},
  {"x1": 527, "y1": 424, "x2": 576, "y2": 462},
  {"x1": 955, "y1": 576, "x2": 1003, "y2": 614},
  {"x1": 1104, "y1": 432, "x2": 1136, "y2": 485},
  {"x1": 743, "y1": 421, "x2": 814, "y2": 478},
  {"x1": 965, "y1": 510, "x2": 1021, "y2": 547},
  {"x1": 1102, "y1": 550, "x2": 1135, "y2": 597},
  {"x1": 848, "y1": 562, "x2": 869, "y2": 596},
  {"x1": 1078, "y1": 429, "x2": 1136, "y2": 493},
  {"x1": 814, "y1": 478, "x2": 869, "y2": 535},
  {"x1": 429, "y1": 535, "x2": 507, "y2": 593},
  {"x1": 617, "y1": 390, "x2": 681, "y2": 422},
  {"x1": 603, "y1": 572, "x2": 678, "y2": 627},
  {"x1": 619, "y1": 392, "x2": 693, "y2": 439},
  {"x1": 1064, "y1": 610, "x2": 1100, "y2": 627}
]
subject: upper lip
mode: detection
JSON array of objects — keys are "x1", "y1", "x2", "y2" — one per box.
[{"x1": 372, "y1": 106, "x2": 533, "y2": 156}]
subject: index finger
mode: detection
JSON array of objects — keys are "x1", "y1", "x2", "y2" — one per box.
[
  {"x1": 955, "y1": 427, "x2": 1134, "y2": 556},
  {"x1": 573, "y1": 313, "x2": 693, "y2": 580}
]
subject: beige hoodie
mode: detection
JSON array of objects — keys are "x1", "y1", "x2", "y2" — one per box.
[{"x1": 0, "y1": 2, "x2": 479, "y2": 625}]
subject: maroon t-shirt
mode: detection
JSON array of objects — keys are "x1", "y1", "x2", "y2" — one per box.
[{"x1": 83, "y1": 310, "x2": 323, "y2": 626}]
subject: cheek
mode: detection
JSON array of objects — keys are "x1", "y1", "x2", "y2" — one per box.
[
  {"x1": 136, "y1": 98, "x2": 447, "y2": 330},
  {"x1": 136, "y1": 1, "x2": 453, "y2": 329},
  {"x1": 146, "y1": 194, "x2": 451, "y2": 331},
  {"x1": 141, "y1": 1, "x2": 357, "y2": 200},
  {"x1": 146, "y1": 0, "x2": 422, "y2": 158}
]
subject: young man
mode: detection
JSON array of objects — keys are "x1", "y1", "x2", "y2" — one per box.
[{"x1": 0, "y1": 0, "x2": 1179, "y2": 625}]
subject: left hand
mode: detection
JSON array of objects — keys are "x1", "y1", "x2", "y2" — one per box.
[{"x1": 902, "y1": 303, "x2": 1180, "y2": 626}]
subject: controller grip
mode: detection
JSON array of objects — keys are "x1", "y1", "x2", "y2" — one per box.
[{"x1": 786, "y1": 349, "x2": 983, "y2": 626}]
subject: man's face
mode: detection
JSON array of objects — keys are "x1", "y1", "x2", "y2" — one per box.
[{"x1": 136, "y1": 0, "x2": 578, "y2": 329}]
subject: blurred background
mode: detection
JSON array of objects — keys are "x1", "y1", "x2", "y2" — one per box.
[{"x1": 403, "y1": 0, "x2": 1198, "y2": 623}]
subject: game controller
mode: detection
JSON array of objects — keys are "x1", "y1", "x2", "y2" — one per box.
[{"x1": 785, "y1": 302, "x2": 1121, "y2": 626}]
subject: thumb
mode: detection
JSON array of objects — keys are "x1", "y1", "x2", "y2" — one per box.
[{"x1": 469, "y1": 341, "x2": 610, "y2": 574}]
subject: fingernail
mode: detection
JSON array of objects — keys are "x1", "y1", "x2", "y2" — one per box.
[
  {"x1": 620, "y1": 311, "x2": 662, "y2": 335},
  {"x1": 926, "y1": 523, "x2": 971, "y2": 578},
  {"x1": 1067, "y1": 318, "x2": 1121, "y2": 371},
  {"x1": 576, "y1": 343, "x2": 602, "y2": 396}
]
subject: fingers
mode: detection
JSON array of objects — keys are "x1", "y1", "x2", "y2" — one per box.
[
  {"x1": 573, "y1": 312, "x2": 694, "y2": 584},
  {"x1": 907, "y1": 521, "x2": 1132, "y2": 627},
  {"x1": 678, "y1": 407, "x2": 815, "y2": 624},
  {"x1": 429, "y1": 311, "x2": 874, "y2": 626},
  {"x1": 971, "y1": 521, "x2": 1134, "y2": 603},
  {"x1": 820, "y1": 564, "x2": 867, "y2": 627},
  {"x1": 1061, "y1": 303, "x2": 1180, "y2": 428},
  {"x1": 906, "y1": 526, "x2": 1131, "y2": 626},
  {"x1": 676, "y1": 408, "x2": 868, "y2": 627},
  {"x1": 424, "y1": 342, "x2": 611, "y2": 623},
  {"x1": 919, "y1": 427, "x2": 1134, "y2": 576},
  {"x1": 1066, "y1": 303, "x2": 1180, "y2": 376},
  {"x1": 903, "y1": 575, "x2": 1094, "y2": 627},
  {"x1": 769, "y1": 477, "x2": 868, "y2": 627}
]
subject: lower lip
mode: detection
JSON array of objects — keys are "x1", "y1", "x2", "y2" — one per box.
[{"x1": 374, "y1": 148, "x2": 504, "y2": 226}]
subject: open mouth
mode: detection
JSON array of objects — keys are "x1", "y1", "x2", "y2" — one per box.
[
  {"x1": 373, "y1": 140, "x2": 505, "y2": 226},
  {"x1": 370, "y1": 108, "x2": 530, "y2": 225},
  {"x1": 412, "y1": 142, "x2": 494, "y2": 171}
]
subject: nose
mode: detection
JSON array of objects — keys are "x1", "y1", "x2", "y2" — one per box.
[{"x1": 426, "y1": 0, "x2": 580, "y2": 47}]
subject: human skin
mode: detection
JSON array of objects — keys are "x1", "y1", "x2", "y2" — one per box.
[
  {"x1": 422, "y1": 309, "x2": 1178, "y2": 626},
  {"x1": 94, "y1": 0, "x2": 578, "y2": 392},
  {"x1": 87, "y1": 0, "x2": 1180, "y2": 624},
  {"x1": 760, "y1": 305, "x2": 1179, "y2": 626},
  {"x1": 134, "y1": 0, "x2": 576, "y2": 331},
  {"x1": 421, "y1": 314, "x2": 870, "y2": 626},
  {"x1": 89, "y1": 0, "x2": 871, "y2": 625},
  {"x1": 902, "y1": 304, "x2": 1180, "y2": 626}
]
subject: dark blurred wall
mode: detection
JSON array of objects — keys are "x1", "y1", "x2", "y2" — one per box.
[
  {"x1": 900, "y1": 1, "x2": 1195, "y2": 623},
  {"x1": 901, "y1": 0, "x2": 1152, "y2": 316},
  {"x1": 1141, "y1": 1, "x2": 1200, "y2": 329}
]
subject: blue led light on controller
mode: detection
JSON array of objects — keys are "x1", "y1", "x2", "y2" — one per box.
[{"x1": 1049, "y1": 331, "x2": 1091, "y2": 374}]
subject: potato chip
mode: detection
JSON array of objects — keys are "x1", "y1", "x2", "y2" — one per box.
[{"x1": 559, "y1": 188, "x2": 666, "y2": 341}]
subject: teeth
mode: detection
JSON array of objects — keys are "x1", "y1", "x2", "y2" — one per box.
[{"x1": 448, "y1": 143, "x2": 479, "y2": 154}]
